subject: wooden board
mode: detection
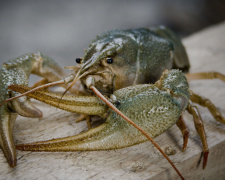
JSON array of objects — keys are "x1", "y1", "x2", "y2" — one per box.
[{"x1": 0, "y1": 22, "x2": 225, "y2": 180}]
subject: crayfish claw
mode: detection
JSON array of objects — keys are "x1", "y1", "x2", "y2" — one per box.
[
  {"x1": 0, "y1": 108, "x2": 18, "y2": 167},
  {"x1": 7, "y1": 94, "x2": 43, "y2": 118}
]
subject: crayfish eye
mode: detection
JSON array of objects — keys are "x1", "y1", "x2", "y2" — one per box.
[
  {"x1": 106, "y1": 57, "x2": 113, "y2": 64},
  {"x1": 75, "y1": 58, "x2": 82, "y2": 64}
]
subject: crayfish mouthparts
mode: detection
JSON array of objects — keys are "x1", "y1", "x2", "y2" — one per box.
[{"x1": 86, "y1": 76, "x2": 95, "y2": 88}]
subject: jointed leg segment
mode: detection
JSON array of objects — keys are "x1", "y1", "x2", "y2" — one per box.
[
  {"x1": 187, "y1": 100, "x2": 209, "y2": 169},
  {"x1": 76, "y1": 115, "x2": 92, "y2": 129},
  {"x1": 186, "y1": 72, "x2": 225, "y2": 82},
  {"x1": 176, "y1": 116, "x2": 189, "y2": 151},
  {"x1": 190, "y1": 90, "x2": 225, "y2": 124}
]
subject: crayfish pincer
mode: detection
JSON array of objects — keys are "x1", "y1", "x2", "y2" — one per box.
[{"x1": 0, "y1": 52, "x2": 67, "y2": 167}]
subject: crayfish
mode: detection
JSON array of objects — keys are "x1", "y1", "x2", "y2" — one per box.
[{"x1": 0, "y1": 26, "x2": 224, "y2": 180}]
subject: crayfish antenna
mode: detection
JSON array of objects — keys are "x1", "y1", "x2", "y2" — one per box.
[{"x1": 90, "y1": 86, "x2": 185, "y2": 180}]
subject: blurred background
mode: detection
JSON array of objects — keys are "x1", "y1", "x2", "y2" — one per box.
[{"x1": 0, "y1": 0, "x2": 225, "y2": 70}]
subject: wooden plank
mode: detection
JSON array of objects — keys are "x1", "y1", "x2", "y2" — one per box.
[{"x1": 0, "y1": 22, "x2": 225, "y2": 180}]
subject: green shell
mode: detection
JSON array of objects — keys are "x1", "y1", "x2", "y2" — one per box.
[{"x1": 80, "y1": 27, "x2": 189, "y2": 94}]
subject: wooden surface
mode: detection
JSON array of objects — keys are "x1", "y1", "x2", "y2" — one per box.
[{"x1": 1, "y1": 22, "x2": 225, "y2": 180}]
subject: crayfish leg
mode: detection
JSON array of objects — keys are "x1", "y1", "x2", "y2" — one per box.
[
  {"x1": 76, "y1": 115, "x2": 92, "y2": 129},
  {"x1": 190, "y1": 90, "x2": 225, "y2": 124},
  {"x1": 187, "y1": 100, "x2": 209, "y2": 169},
  {"x1": 176, "y1": 116, "x2": 189, "y2": 152},
  {"x1": 186, "y1": 72, "x2": 225, "y2": 82}
]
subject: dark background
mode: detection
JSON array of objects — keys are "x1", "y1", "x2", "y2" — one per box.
[{"x1": 0, "y1": 0, "x2": 224, "y2": 68}]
